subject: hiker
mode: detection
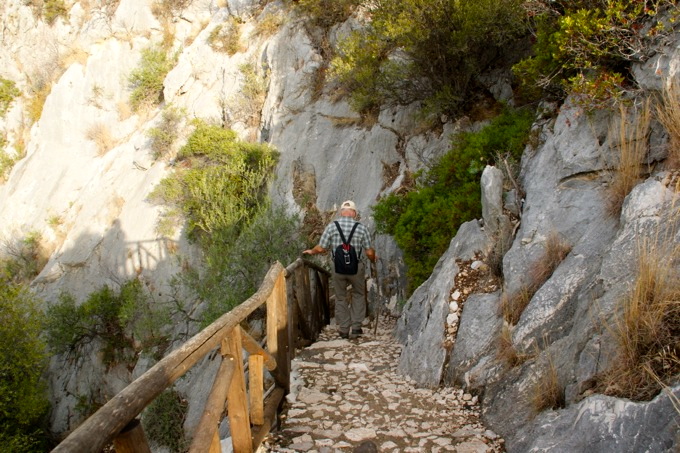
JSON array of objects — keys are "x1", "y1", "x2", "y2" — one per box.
[{"x1": 303, "y1": 200, "x2": 377, "y2": 339}]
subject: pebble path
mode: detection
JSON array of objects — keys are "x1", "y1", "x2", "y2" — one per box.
[{"x1": 261, "y1": 317, "x2": 505, "y2": 453}]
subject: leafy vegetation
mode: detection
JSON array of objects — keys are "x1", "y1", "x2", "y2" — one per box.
[
  {"x1": 207, "y1": 18, "x2": 242, "y2": 55},
  {"x1": 44, "y1": 280, "x2": 170, "y2": 366},
  {"x1": 374, "y1": 107, "x2": 534, "y2": 292},
  {"x1": 25, "y1": 0, "x2": 68, "y2": 25},
  {"x1": 514, "y1": 0, "x2": 678, "y2": 107},
  {"x1": 285, "y1": 0, "x2": 362, "y2": 29},
  {"x1": 1, "y1": 231, "x2": 49, "y2": 285},
  {"x1": 142, "y1": 389, "x2": 188, "y2": 451},
  {"x1": 147, "y1": 105, "x2": 184, "y2": 159},
  {"x1": 329, "y1": 0, "x2": 527, "y2": 116},
  {"x1": 0, "y1": 78, "x2": 20, "y2": 118},
  {"x1": 128, "y1": 46, "x2": 176, "y2": 112},
  {"x1": 149, "y1": 119, "x2": 278, "y2": 242},
  {"x1": 0, "y1": 280, "x2": 50, "y2": 452},
  {"x1": 195, "y1": 202, "x2": 307, "y2": 326}
]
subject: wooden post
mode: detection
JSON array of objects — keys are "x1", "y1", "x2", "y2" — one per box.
[
  {"x1": 224, "y1": 327, "x2": 253, "y2": 453},
  {"x1": 267, "y1": 272, "x2": 290, "y2": 391},
  {"x1": 249, "y1": 355, "x2": 264, "y2": 425},
  {"x1": 113, "y1": 419, "x2": 151, "y2": 453},
  {"x1": 189, "y1": 351, "x2": 235, "y2": 453}
]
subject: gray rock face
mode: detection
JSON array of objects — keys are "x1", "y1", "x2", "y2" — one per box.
[{"x1": 395, "y1": 220, "x2": 491, "y2": 387}]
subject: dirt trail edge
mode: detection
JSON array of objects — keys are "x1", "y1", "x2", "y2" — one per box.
[{"x1": 261, "y1": 317, "x2": 505, "y2": 452}]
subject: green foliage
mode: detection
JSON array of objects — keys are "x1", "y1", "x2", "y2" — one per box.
[
  {"x1": 44, "y1": 0, "x2": 67, "y2": 24},
  {"x1": 514, "y1": 0, "x2": 678, "y2": 106},
  {"x1": 0, "y1": 280, "x2": 50, "y2": 452},
  {"x1": 0, "y1": 136, "x2": 16, "y2": 183},
  {"x1": 0, "y1": 231, "x2": 48, "y2": 285},
  {"x1": 128, "y1": 46, "x2": 176, "y2": 112},
  {"x1": 330, "y1": 0, "x2": 527, "y2": 116},
  {"x1": 207, "y1": 18, "x2": 242, "y2": 55},
  {"x1": 0, "y1": 78, "x2": 20, "y2": 118},
  {"x1": 374, "y1": 107, "x2": 534, "y2": 292},
  {"x1": 285, "y1": 0, "x2": 363, "y2": 29},
  {"x1": 149, "y1": 120, "x2": 278, "y2": 243},
  {"x1": 45, "y1": 280, "x2": 169, "y2": 366},
  {"x1": 197, "y1": 203, "x2": 306, "y2": 326},
  {"x1": 142, "y1": 389, "x2": 188, "y2": 451},
  {"x1": 148, "y1": 105, "x2": 184, "y2": 159}
]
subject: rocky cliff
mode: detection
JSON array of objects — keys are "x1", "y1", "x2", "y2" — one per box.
[{"x1": 0, "y1": 0, "x2": 678, "y2": 451}]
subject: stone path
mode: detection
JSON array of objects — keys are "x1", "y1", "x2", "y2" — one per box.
[{"x1": 261, "y1": 317, "x2": 505, "y2": 453}]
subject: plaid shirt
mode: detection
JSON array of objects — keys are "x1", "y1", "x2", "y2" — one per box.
[{"x1": 319, "y1": 216, "x2": 372, "y2": 259}]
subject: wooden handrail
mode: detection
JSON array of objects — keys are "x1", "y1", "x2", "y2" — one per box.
[{"x1": 52, "y1": 260, "x2": 331, "y2": 453}]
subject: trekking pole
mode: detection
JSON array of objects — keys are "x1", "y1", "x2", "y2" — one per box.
[{"x1": 373, "y1": 260, "x2": 381, "y2": 336}]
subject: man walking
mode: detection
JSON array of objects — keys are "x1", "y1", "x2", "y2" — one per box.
[{"x1": 303, "y1": 200, "x2": 377, "y2": 339}]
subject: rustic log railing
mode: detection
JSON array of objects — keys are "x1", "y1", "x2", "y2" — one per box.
[{"x1": 51, "y1": 258, "x2": 330, "y2": 453}]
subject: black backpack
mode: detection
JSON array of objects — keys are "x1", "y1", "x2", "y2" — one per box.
[{"x1": 333, "y1": 221, "x2": 361, "y2": 275}]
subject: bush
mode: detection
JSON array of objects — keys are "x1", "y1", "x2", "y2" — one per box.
[
  {"x1": 0, "y1": 78, "x2": 20, "y2": 118},
  {"x1": 0, "y1": 231, "x2": 49, "y2": 285},
  {"x1": 149, "y1": 120, "x2": 278, "y2": 243},
  {"x1": 147, "y1": 105, "x2": 184, "y2": 159},
  {"x1": 45, "y1": 279, "x2": 169, "y2": 366},
  {"x1": 197, "y1": 203, "x2": 306, "y2": 326},
  {"x1": 142, "y1": 389, "x2": 188, "y2": 451},
  {"x1": 285, "y1": 0, "x2": 362, "y2": 29},
  {"x1": 128, "y1": 46, "x2": 175, "y2": 112},
  {"x1": 330, "y1": 0, "x2": 527, "y2": 116},
  {"x1": 44, "y1": 0, "x2": 67, "y2": 24},
  {"x1": 207, "y1": 19, "x2": 242, "y2": 55},
  {"x1": 0, "y1": 280, "x2": 50, "y2": 452},
  {"x1": 514, "y1": 0, "x2": 678, "y2": 107},
  {"x1": 374, "y1": 107, "x2": 534, "y2": 292}
]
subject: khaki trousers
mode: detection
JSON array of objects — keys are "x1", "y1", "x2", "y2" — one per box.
[{"x1": 332, "y1": 261, "x2": 366, "y2": 333}]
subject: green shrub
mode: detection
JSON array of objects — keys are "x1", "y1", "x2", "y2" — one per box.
[
  {"x1": 147, "y1": 105, "x2": 184, "y2": 159},
  {"x1": 514, "y1": 0, "x2": 678, "y2": 107},
  {"x1": 0, "y1": 136, "x2": 16, "y2": 182},
  {"x1": 330, "y1": 0, "x2": 527, "y2": 116},
  {"x1": 128, "y1": 46, "x2": 176, "y2": 112},
  {"x1": 0, "y1": 78, "x2": 20, "y2": 118},
  {"x1": 197, "y1": 202, "x2": 306, "y2": 326},
  {"x1": 45, "y1": 280, "x2": 169, "y2": 366},
  {"x1": 0, "y1": 280, "x2": 50, "y2": 452},
  {"x1": 207, "y1": 18, "x2": 242, "y2": 55},
  {"x1": 142, "y1": 389, "x2": 188, "y2": 451},
  {"x1": 149, "y1": 120, "x2": 278, "y2": 244},
  {"x1": 44, "y1": 0, "x2": 67, "y2": 24},
  {"x1": 0, "y1": 231, "x2": 49, "y2": 285},
  {"x1": 285, "y1": 0, "x2": 362, "y2": 29},
  {"x1": 374, "y1": 107, "x2": 534, "y2": 292}
]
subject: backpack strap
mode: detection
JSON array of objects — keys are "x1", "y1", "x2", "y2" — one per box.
[{"x1": 334, "y1": 221, "x2": 362, "y2": 259}]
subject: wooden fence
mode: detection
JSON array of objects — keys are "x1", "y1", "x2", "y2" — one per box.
[{"x1": 51, "y1": 258, "x2": 330, "y2": 453}]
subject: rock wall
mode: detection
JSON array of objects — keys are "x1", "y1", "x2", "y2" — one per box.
[{"x1": 395, "y1": 64, "x2": 680, "y2": 453}]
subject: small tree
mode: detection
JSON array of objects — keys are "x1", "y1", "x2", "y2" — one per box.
[{"x1": 0, "y1": 281, "x2": 50, "y2": 452}]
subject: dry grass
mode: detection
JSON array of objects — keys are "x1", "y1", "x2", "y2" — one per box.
[
  {"x1": 607, "y1": 101, "x2": 651, "y2": 216},
  {"x1": 656, "y1": 82, "x2": 680, "y2": 170},
  {"x1": 531, "y1": 351, "x2": 565, "y2": 413},
  {"x1": 500, "y1": 231, "x2": 572, "y2": 325},
  {"x1": 86, "y1": 122, "x2": 116, "y2": 156},
  {"x1": 597, "y1": 202, "x2": 680, "y2": 401},
  {"x1": 496, "y1": 322, "x2": 531, "y2": 368}
]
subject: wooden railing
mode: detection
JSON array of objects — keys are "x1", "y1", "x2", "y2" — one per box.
[{"x1": 51, "y1": 258, "x2": 330, "y2": 453}]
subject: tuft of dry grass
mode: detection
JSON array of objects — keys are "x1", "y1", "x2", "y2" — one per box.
[
  {"x1": 531, "y1": 351, "x2": 565, "y2": 413},
  {"x1": 496, "y1": 322, "x2": 530, "y2": 368},
  {"x1": 607, "y1": 101, "x2": 651, "y2": 216},
  {"x1": 86, "y1": 122, "x2": 116, "y2": 156},
  {"x1": 656, "y1": 82, "x2": 680, "y2": 170},
  {"x1": 500, "y1": 231, "x2": 572, "y2": 325},
  {"x1": 597, "y1": 203, "x2": 680, "y2": 401}
]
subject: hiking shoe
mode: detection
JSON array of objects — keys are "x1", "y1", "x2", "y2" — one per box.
[
  {"x1": 350, "y1": 328, "x2": 363, "y2": 339},
  {"x1": 339, "y1": 331, "x2": 349, "y2": 339}
]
